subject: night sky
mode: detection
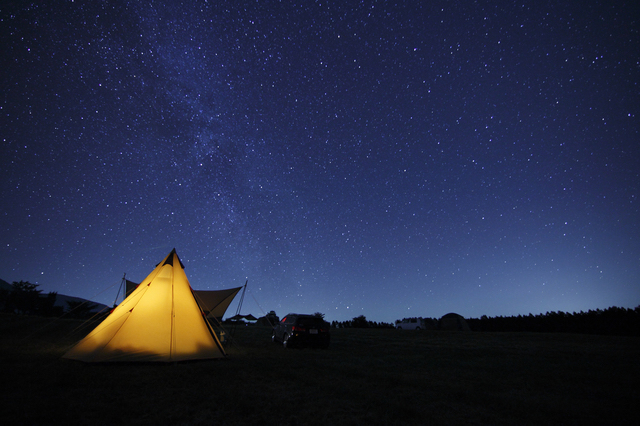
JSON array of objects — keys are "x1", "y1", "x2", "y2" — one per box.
[{"x1": 2, "y1": 1, "x2": 639, "y2": 324}]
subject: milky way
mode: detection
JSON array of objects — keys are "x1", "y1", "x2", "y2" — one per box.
[{"x1": 2, "y1": 1, "x2": 638, "y2": 323}]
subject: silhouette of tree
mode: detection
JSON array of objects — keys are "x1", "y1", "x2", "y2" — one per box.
[
  {"x1": 1, "y1": 281, "x2": 62, "y2": 317},
  {"x1": 4, "y1": 281, "x2": 42, "y2": 314},
  {"x1": 352, "y1": 315, "x2": 369, "y2": 328},
  {"x1": 467, "y1": 306, "x2": 640, "y2": 336},
  {"x1": 66, "y1": 300, "x2": 99, "y2": 319},
  {"x1": 0, "y1": 287, "x2": 9, "y2": 312},
  {"x1": 39, "y1": 291, "x2": 63, "y2": 317}
]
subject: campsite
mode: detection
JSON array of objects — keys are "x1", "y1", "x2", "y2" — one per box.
[
  {"x1": 2, "y1": 251, "x2": 639, "y2": 424},
  {"x1": 2, "y1": 313, "x2": 639, "y2": 426}
]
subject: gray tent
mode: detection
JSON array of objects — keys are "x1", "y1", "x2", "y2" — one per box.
[{"x1": 439, "y1": 313, "x2": 471, "y2": 331}]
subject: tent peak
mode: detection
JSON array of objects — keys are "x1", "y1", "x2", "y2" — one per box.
[{"x1": 161, "y1": 248, "x2": 185, "y2": 269}]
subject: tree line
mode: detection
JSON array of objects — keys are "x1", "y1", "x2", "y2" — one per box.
[
  {"x1": 331, "y1": 315, "x2": 395, "y2": 329},
  {"x1": 3, "y1": 280, "x2": 638, "y2": 336},
  {"x1": 0, "y1": 281, "x2": 99, "y2": 319},
  {"x1": 324, "y1": 309, "x2": 640, "y2": 336},
  {"x1": 466, "y1": 306, "x2": 640, "y2": 336}
]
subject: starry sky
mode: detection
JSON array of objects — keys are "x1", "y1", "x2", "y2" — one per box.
[{"x1": 2, "y1": 0, "x2": 639, "y2": 324}]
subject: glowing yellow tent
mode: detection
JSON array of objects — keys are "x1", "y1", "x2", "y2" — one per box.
[
  {"x1": 125, "y1": 279, "x2": 242, "y2": 322},
  {"x1": 63, "y1": 249, "x2": 227, "y2": 362}
]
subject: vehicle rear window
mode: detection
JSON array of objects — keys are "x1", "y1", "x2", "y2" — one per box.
[{"x1": 297, "y1": 317, "x2": 325, "y2": 327}]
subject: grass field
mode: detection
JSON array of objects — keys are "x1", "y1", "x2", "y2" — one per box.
[{"x1": 1, "y1": 313, "x2": 639, "y2": 425}]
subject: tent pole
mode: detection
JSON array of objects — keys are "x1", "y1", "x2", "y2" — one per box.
[
  {"x1": 235, "y1": 280, "x2": 248, "y2": 316},
  {"x1": 112, "y1": 273, "x2": 126, "y2": 308},
  {"x1": 230, "y1": 280, "x2": 248, "y2": 340}
]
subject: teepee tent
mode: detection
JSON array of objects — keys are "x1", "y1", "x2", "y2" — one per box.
[{"x1": 63, "y1": 249, "x2": 226, "y2": 362}]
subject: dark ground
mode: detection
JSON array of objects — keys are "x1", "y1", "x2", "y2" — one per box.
[{"x1": 1, "y1": 314, "x2": 639, "y2": 425}]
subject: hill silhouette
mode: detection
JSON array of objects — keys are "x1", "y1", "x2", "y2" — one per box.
[{"x1": 1, "y1": 278, "x2": 108, "y2": 314}]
